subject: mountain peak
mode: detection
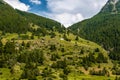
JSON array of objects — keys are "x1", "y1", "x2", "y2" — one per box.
[{"x1": 100, "y1": 0, "x2": 120, "y2": 14}]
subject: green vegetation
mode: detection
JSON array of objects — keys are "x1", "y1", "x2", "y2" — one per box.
[
  {"x1": 0, "y1": 0, "x2": 120, "y2": 79},
  {"x1": 0, "y1": 32, "x2": 114, "y2": 80},
  {"x1": 0, "y1": 0, "x2": 65, "y2": 34},
  {"x1": 69, "y1": 9, "x2": 120, "y2": 62}
]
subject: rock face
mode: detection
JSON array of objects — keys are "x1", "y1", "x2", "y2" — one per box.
[{"x1": 101, "y1": 0, "x2": 120, "y2": 14}]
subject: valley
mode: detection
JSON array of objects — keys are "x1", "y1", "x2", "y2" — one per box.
[{"x1": 0, "y1": 0, "x2": 120, "y2": 80}]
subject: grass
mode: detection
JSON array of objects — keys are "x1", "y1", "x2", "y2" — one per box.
[
  {"x1": 68, "y1": 73, "x2": 115, "y2": 80},
  {"x1": 0, "y1": 68, "x2": 12, "y2": 80}
]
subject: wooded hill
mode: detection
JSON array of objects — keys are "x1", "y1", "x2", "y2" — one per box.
[
  {"x1": 0, "y1": 0, "x2": 65, "y2": 34},
  {"x1": 69, "y1": 0, "x2": 120, "y2": 61}
]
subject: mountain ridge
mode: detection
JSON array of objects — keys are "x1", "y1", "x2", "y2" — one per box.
[
  {"x1": 0, "y1": 0, "x2": 65, "y2": 34},
  {"x1": 69, "y1": 0, "x2": 120, "y2": 61},
  {"x1": 100, "y1": 0, "x2": 120, "y2": 14}
]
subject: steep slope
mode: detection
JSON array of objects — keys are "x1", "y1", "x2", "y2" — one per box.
[
  {"x1": 0, "y1": 0, "x2": 29, "y2": 33},
  {"x1": 16, "y1": 10, "x2": 65, "y2": 33},
  {"x1": 101, "y1": 0, "x2": 120, "y2": 14},
  {"x1": 0, "y1": 0, "x2": 65, "y2": 34},
  {"x1": 69, "y1": 0, "x2": 120, "y2": 60}
]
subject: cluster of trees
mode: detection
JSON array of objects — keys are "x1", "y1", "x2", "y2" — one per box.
[
  {"x1": 0, "y1": 40, "x2": 17, "y2": 68},
  {"x1": 89, "y1": 67, "x2": 109, "y2": 76},
  {"x1": 18, "y1": 50, "x2": 44, "y2": 65},
  {"x1": 20, "y1": 62, "x2": 39, "y2": 79},
  {"x1": 81, "y1": 52, "x2": 108, "y2": 70},
  {"x1": 112, "y1": 64, "x2": 120, "y2": 75}
]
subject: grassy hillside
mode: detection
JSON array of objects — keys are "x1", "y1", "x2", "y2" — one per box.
[{"x1": 0, "y1": 32, "x2": 116, "y2": 80}]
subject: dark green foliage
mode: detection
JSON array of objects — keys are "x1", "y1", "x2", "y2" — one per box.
[
  {"x1": 112, "y1": 64, "x2": 120, "y2": 75},
  {"x1": 20, "y1": 35, "x2": 29, "y2": 40},
  {"x1": 96, "y1": 53, "x2": 108, "y2": 63},
  {"x1": 80, "y1": 49, "x2": 84, "y2": 54},
  {"x1": 16, "y1": 10, "x2": 65, "y2": 33},
  {"x1": 49, "y1": 44, "x2": 56, "y2": 51},
  {"x1": 69, "y1": 0, "x2": 120, "y2": 61},
  {"x1": 70, "y1": 13, "x2": 120, "y2": 61},
  {"x1": 0, "y1": 1, "x2": 65, "y2": 35},
  {"x1": 59, "y1": 73, "x2": 68, "y2": 80},
  {"x1": 94, "y1": 48, "x2": 100, "y2": 52},
  {"x1": 42, "y1": 67, "x2": 52, "y2": 78},
  {"x1": 0, "y1": 1, "x2": 29, "y2": 33},
  {"x1": 82, "y1": 53, "x2": 107, "y2": 69},
  {"x1": 32, "y1": 27, "x2": 47, "y2": 37},
  {"x1": 51, "y1": 59, "x2": 67, "y2": 69},
  {"x1": 50, "y1": 32, "x2": 56, "y2": 38},
  {"x1": 109, "y1": 51, "x2": 120, "y2": 61},
  {"x1": 26, "y1": 42, "x2": 30, "y2": 48},
  {"x1": 82, "y1": 53, "x2": 96, "y2": 67},
  {"x1": 0, "y1": 40, "x2": 3, "y2": 53},
  {"x1": 4, "y1": 41, "x2": 15, "y2": 54},
  {"x1": 51, "y1": 53, "x2": 60, "y2": 61},
  {"x1": 61, "y1": 47, "x2": 65, "y2": 52},
  {"x1": 75, "y1": 36, "x2": 79, "y2": 41},
  {"x1": 63, "y1": 34, "x2": 71, "y2": 41},
  {"x1": 90, "y1": 67, "x2": 109, "y2": 76},
  {"x1": 18, "y1": 50, "x2": 44, "y2": 64},
  {"x1": 20, "y1": 62, "x2": 39, "y2": 79},
  {"x1": 0, "y1": 40, "x2": 3, "y2": 47},
  {"x1": 21, "y1": 41, "x2": 25, "y2": 47},
  {"x1": 63, "y1": 67, "x2": 71, "y2": 75}
]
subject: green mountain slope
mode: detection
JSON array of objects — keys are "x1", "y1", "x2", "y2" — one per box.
[
  {"x1": 0, "y1": 0, "x2": 65, "y2": 34},
  {"x1": 0, "y1": 32, "x2": 112, "y2": 80},
  {"x1": 0, "y1": 0, "x2": 29, "y2": 33},
  {"x1": 16, "y1": 10, "x2": 65, "y2": 33},
  {"x1": 69, "y1": 0, "x2": 120, "y2": 61}
]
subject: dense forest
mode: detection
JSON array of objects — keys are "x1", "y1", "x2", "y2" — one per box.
[
  {"x1": 0, "y1": 0, "x2": 65, "y2": 34},
  {"x1": 69, "y1": 13, "x2": 120, "y2": 61},
  {"x1": 69, "y1": 0, "x2": 120, "y2": 61}
]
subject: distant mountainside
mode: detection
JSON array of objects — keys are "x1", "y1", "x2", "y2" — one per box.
[
  {"x1": 101, "y1": 0, "x2": 120, "y2": 14},
  {"x1": 0, "y1": 0, "x2": 65, "y2": 34},
  {"x1": 69, "y1": 0, "x2": 120, "y2": 60},
  {"x1": 16, "y1": 10, "x2": 65, "y2": 33}
]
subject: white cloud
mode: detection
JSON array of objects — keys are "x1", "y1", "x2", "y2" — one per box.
[
  {"x1": 4, "y1": 0, "x2": 30, "y2": 11},
  {"x1": 45, "y1": 12, "x2": 84, "y2": 27},
  {"x1": 54, "y1": 13, "x2": 84, "y2": 27},
  {"x1": 30, "y1": 0, "x2": 41, "y2": 5},
  {"x1": 45, "y1": 0, "x2": 108, "y2": 27}
]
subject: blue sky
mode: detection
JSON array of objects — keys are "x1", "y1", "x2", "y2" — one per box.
[
  {"x1": 20, "y1": 0, "x2": 49, "y2": 13},
  {"x1": 4, "y1": 0, "x2": 108, "y2": 27}
]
